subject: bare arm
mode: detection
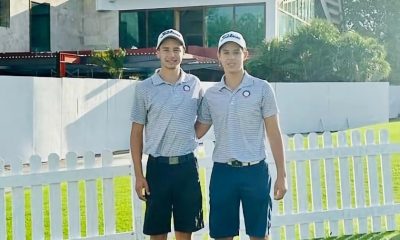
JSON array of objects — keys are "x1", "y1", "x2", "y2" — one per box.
[
  {"x1": 130, "y1": 122, "x2": 149, "y2": 201},
  {"x1": 264, "y1": 115, "x2": 287, "y2": 200},
  {"x1": 195, "y1": 120, "x2": 212, "y2": 139}
]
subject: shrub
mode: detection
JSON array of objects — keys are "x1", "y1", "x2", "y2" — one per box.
[
  {"x1": 246, "y1": 20, "x2": 390, "y2": 82},
  {"x1": 92, "y1": 48, "x2": 126, "y2": 79}
]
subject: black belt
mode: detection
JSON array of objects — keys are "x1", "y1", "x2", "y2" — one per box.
[
  {"x1": 226, "y1": 159, "x2": 264, "y2": 167},
  {"x1": 149, "y1": 153, "x2": 195, "y2": 165}
]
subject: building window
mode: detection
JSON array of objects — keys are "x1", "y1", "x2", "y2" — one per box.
[
  {"x1": 206, "y1": 4, "x2": 265, "y2": 48},
  {"x1": 279, "y1": 0, "x2": 314, "y2": 22},
  {"x1": 234, "y1": 5, "x2": 265, "y2": 48},
  {"x1": 180, "y1": 9, "x2": 204, "y2": 46},
  {"x1": 120, "y1": 11, "x2": 143, "y2": 49},
  {"x1": 30, "y1": 2, "x2": 50, "y2": 52},
  {"x1": 0, "y1": 0, "x2": 10, "y2": 27},
  {"x1": 120, "y1": 10, "x2": 174, "y2": 49},
  {"x1": 278, "y1": 10, "x2": 303, "y2": 38},
  {"x1": 278, "y1": 0, "x2": 314, "y2": 37},
  {"x1": 206, "y1": 6, "x2": 233, "y2": 47},
  {"x1": 119, "y1": 3, "x2": 266, "y2": 49}
]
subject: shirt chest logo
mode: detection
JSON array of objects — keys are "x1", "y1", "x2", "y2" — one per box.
[
  {"x1": 183, "y1": 85, "x2": 191, "y2": 92},
  {"x1": 242, "y1": 90, "x2": 251, "y2": 97}
]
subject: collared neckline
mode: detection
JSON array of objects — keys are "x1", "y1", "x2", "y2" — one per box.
[
  {"x1": 217, "y1": 71, "x2": 253, "y2": 91},
  {"x1": 152, "y1": 68, "x2": 187, "y2": 86}
]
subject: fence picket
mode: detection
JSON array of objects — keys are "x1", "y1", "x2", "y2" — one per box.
[
  {"x1": 365, "y1": 130, "x2": 381, "y2": 232},
  {"x1": 12, "y1": 158, "x2": 25, "y2": 240},
  {"x1": 352, "y1": 131, "x2": 368, "y2": 233},
  {"x1": 49, "y1": 153, "x2": 63, "y2": 239},
  {"x1": 102, "y1": 150, "x2": 116, "y2": 235},
  {"x1": 0, "y1": 129, "x2": 399, "y2": 240},
  {"x1": 309, "y1": 133, "x2": 324, "y2": 238},
  {"x1": 294, "y1": 134, "x2": 309, "y2": 239},
  {"x1": 270, "y1": 226, "x2": 280, "y2": 240},
  {"x1": 337, "y1": 131, "x2": 353, "y2": 235},
  {"x1": 193, "y1": 138, "x2": 214, "y2": 239},
  {"x1": 239, "y1": 202, "x2": 247, "y2": 239},
  {"x1": 282, "y1": 136, "x2": 295, "y2": 240},
  {"x1": 67, "y1": 152, "x2": 80, "y2": 238},
  {"x1": 269, "y1": 155, "x2": 278, "y2": 240},
  {"x1": 379, "y1": 130, "x2": 395, "y2": 230},
  {"x1": 0, "y1": 159, "x2": 6, "y2": 240},
  {"x1": 84, "y1": 151, "x2": 98, "y2": 237},
  {"x1": 323, "y1": 132, "x2": 339, "y2": 236},
  {"x1": 30, "y1": 155, "x2": 44, "y2": 240},
  {"x1": 132, "y1": 162, "x2": 144, "y2": 240},
  {"x1": 204, "y1": 140, "x2": 213, "y2": 235}
]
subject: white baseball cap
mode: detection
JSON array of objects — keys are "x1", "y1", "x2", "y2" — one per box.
[
  {"x1": 156, "y1": 29, "x2": 186, "y2": 49},
  {"x1": 218, "y1": 31, "x2": 247, "y2": 51}
]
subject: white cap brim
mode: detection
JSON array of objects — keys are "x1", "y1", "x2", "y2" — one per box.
[
  {"x1": 218, "y1": 31, "x2": 247, "y2": 51},
  {"x1": 156, "y1": 29, "x2": 186, "y2": 49}
]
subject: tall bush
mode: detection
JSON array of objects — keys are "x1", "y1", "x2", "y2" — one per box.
[
  {"x1": 342, "y1": 0, "x2": 400, "y2": 84},
  {"x1": 245, "y1": 38, "x2": 299, "y2": 82},
  {"x1": 336, "y1": 31, "x2": 390, "y2": 82},
  {"x1": 246, "y1": 20, "x2": 390, "y2": 82}
]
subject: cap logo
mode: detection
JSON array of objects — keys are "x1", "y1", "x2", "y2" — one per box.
[
  {"x1": 160, "y1": 29, "x2": 181, "y2": 38},
  {"x1": 221, "y1": 33, "x2": 241, "y2": 40}
]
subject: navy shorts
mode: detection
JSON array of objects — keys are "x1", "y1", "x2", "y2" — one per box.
[
  {"x1": 209, "y1": 160, "x2": 272, "y2": 238},
  {"x1": 143, "y1": 154, "x2": 204, "y2": 235}
]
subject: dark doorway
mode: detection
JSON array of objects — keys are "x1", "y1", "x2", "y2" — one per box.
[{"x1": 30, "y1": 2, "x2": 50, "y2": 52}]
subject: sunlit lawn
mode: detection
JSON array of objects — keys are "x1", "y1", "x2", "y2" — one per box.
[{"x1": 4, "y1": 121, "x2": 400, "y2": 239}]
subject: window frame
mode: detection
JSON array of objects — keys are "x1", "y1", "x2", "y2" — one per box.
[{"x1": 0, "y1": 0, "x2": 10, "y2": 28}]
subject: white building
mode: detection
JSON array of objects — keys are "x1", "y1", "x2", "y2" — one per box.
[{"x1": 0, "y1": 0, "x2": 342, "y2": 52}]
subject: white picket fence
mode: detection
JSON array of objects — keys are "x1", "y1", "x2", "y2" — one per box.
[{"x1": 0, "y1": 129, "x2": 399, "y2": 239}]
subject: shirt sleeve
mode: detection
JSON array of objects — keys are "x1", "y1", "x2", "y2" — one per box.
[
  {"x1": 261, "y1": 82, "x2": 279, "y2": 118},
  {"x1": 130, "y1": 82, "x2": 147, "y2": 124},
  {"x1": 197, "y1": 95, "x2": 212, "y2": 124},
  {"x1": 196, "y1": 79, "x2": 204, "y2": 109}
]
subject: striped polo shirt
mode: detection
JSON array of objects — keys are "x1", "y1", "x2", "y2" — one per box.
[
  {"x1": 130, "y1": 69, "x2": 202, "y2": 157},
  {"x1": 198, "y1": 71, "x2": 278, "y2": 163}
]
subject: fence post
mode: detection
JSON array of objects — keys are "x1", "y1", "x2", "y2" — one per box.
[
  {"x1": 31, "y1": 155, "x2": 44, "y2": 239},
  {"x1": 12, "y1": 157, "x2": 25, "y2": 240}
]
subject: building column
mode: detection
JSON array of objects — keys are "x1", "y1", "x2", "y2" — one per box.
[{"x1": 265, "y1": 0, "x2": 278, "y2": 41}]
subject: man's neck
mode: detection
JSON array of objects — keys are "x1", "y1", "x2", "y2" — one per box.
[
  {"x1": 159, "y1": 68, "x2": 181, "y2": 84},
  {"x1": 224, "y1": 70, "x2": 245, "y2": 91}
]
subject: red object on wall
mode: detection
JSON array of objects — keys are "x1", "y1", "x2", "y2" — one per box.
[{"x1": 59, "y1": 52, "x2": 80, "y2": 77}]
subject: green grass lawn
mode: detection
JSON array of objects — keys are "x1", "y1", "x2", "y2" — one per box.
[{"x1": 4, "y1": 121, "x2": 400, "y2": 239}]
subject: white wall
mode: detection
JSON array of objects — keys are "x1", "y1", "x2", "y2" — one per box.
[
  {"x1": 1, "y1": 0, "x2": 275, "y2": 52},
  {"x1": 0, "y1": 0, "x2": 118, "y2": 52},
  {"x1": 0, "y1": 76, "x2": 135, "y2": 165},
  {"x1": 274, "y1": 82, "x2": 389, "y2": 133},
  {"x1": 390, "y1": 86, "x2": 400, "y2": 119},
  {"x1": 50, "y1": 0, "x2": 118, "y2": 50},
  {"x1": 0, "y1": 77, "x2": 33, "y2": 164},
  {"x1": 0, "y1": 1, "x2": 30, "y2": 52},
  {"x1": 0, "y1": 76, "x2": 389, "y2": 165},
  {"x1": 61, "y1": 78, "x2": 134, "y2": 156}
]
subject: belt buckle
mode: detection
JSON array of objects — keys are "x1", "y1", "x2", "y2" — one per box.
[
  {"x1": 169, "y1": 156, "x2": 179, "y2": 165},
  {"x1": 230, "y1": 160, "x2": 243, "y2": 167}
]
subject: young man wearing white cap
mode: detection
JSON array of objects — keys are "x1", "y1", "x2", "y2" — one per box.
[
  {"x1": 130, "y1": 29, "x2": 203, "y2": 240},
  {"x1": 195, "y1": 31, "x2": 287, "y2": 240}
]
